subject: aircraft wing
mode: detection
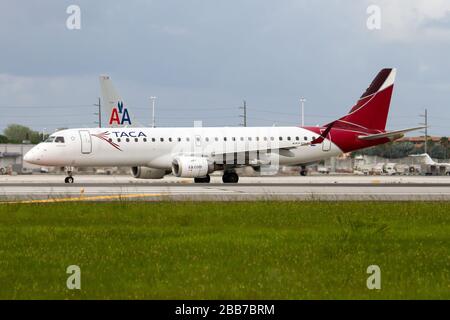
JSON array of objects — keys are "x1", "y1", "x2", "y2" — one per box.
[{"x1": 357, "y1": 126, "x2": 425, "y2": 141}]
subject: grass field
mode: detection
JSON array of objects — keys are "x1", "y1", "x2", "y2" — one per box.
[{"x1": 0, "y1": 201, "x2": 449, "y2": 299}]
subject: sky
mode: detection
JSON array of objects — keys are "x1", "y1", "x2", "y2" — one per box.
[{"x1": 0, "y1": 0, "x2": 449, "y2": 136}]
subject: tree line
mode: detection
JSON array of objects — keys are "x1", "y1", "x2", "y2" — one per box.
[
  {"x1": 353, "y1": 138, "x2": 450, "y2": 160},
  {"x1": 0, "y1": 124, "x2": 49, "y2": 144}
]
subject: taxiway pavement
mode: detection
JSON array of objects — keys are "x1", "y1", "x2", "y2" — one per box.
[{"x1": 0, "y1": 174, "x2": 449, "y2": 202}]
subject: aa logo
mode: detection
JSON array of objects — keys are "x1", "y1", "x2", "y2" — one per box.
[{"x1": 109, "y1": 101, "x2": 131, "y2": 125}]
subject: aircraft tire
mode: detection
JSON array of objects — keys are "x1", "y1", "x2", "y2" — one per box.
[
  {"x1": 65, "y1": 177, "x2": 74, "y2": 183},
  {"x1": 222, "y1": 172, "x2": 239, "y2": 183},
  {"x1": 194, "y1": 175, "x2": 210, "y2": 183}
]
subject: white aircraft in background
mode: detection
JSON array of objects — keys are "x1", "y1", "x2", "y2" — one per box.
[
  {"x1": 25, "y1": 68, "x2": 424, "y2": 183},
  {"x1": 99, "y1": 75, "x2": 133, "y2": 128},
  {"x1": 409, "y1": 153, "x2": 450, "y2": 175}
]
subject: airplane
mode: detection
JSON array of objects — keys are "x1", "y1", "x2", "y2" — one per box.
[
  {"x1": 409, "y1": 153, "x2": 450, "y2": 175},
  {"x1": 99, "y1": 75, "x2": 133, "y2": 128},
  {"x1": 24, "y1": 68, "x2": 425, "y2": 184}
]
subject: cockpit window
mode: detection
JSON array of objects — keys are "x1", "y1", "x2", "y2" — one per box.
[
  {"x1": 55, "y1": 136, "x2": 65, "y2": 143},
  {"x1": 44, "y1": 136, "x2": 55, "y2": 143}
]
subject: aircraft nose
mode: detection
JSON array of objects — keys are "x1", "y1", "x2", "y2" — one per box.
[
  {"x1": 23, "y1": 149, "x2": 34, "y2": 163},
  {"x1": 24, "y1": 147, "x2": 40, "y2": 164}
]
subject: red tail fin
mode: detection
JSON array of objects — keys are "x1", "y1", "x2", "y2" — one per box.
[{"x1": 334, "y1": 68, "x2": 396, "y2": 132}]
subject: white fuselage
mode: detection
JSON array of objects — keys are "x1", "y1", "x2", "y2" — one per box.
[{"x1": 24, "y1": 126, "x2": 342, "y2": 170}]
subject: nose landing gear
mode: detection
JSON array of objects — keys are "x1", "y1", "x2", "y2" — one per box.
[
  {"x1": 64, "y1": 176, "x2": 74, "y2": 183},
  {"x1": 300, "y1": 165, "x2": 308, "y2": 176},
  {"x1": 64, "y1": 167, "x2": 74, "y2": 183}
]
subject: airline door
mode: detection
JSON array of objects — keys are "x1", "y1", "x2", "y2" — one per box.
[
  {"x1": 321, "y1": 130, "x2": 331, "y2": 152},
  {"x1": 79, "y1": 130, "x2": 92, "y2": 154}
]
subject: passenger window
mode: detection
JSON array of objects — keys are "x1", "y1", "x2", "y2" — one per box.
[
  {"x1": 287, "y1": 136, "x2": 291, "y2": 141},
  {"x1": 224, "y1": 137, "x2": 227, "y2": 141},
  {"x1": 143, "y1": 138, "x2": 147, "y2": 142},
  {"x1": 134, "y1": 138, "x2": 138, "y2": 142},
  {"x1": 160, "y1": 138, "x2": 164, "y2": 142},
  {"x1": 108, "y1": 138, "x2": 113, "y2": 143},
  {"x1": 186, "y1": 137, "x2": 190, "y2": 142},
  {"x1": 263, "y1": 137, "x2": 267, "y2": 141},
  {"x1": 248, "y1": 137, "x2": 252, "y2": 141},
  {"x1": 169, "y1": 137, "x2": 172, "y2": 142},
  {"x1": 55, "y1": 136, "x2": 65, "y2": 143},
  {"x1": 296, "y1": 136, "x2": 299, "y2": 141},
  {"x1": 215, "y1": 137, "x2": 219, "y2": 142},
  {"x1": 304, "y1": 136, "x2": 307, "y2": 141},
  {"x1": 270, "y1": 137, "x2": 274, "y2": 141},
  {"x1": 256, "y1": 137, "x2": 260, "y2": 141},
  {"x1": 240, "y1": 137, "x2": 244, "y2": 141},
  {"x1": 152, "y1": 138, "x2": 156, "y2": 142},
  {"x1": 205, "y1": 137, "x2": 209, "y2": 142},
  {"x1": 117, "y1": 138, "x2": 121, "y2": 143},
  {"x1": 279, "y1": 137, "x2": 283, "y2": 141},
  {"x1": 232, "y1": 137, "x2": 236, "y2": 141},
  {"x1": 126, "y1": 138, "x2": 130, "y2": 142},
  {"x1": 177, "y1": 137, "x2": 181, "y2": 142}
]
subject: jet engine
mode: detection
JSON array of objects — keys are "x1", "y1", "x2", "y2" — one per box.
[
  {"x1": 131, "y1": 166, "x2": 166, "y2": 179},
  {"x1": 171, "y1": 156, "x2": 213, "y2": 178}
]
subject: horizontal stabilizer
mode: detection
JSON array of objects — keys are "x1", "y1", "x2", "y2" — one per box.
[{"x1": 357, "y1": 126, "x2": 425, "y2": 141}]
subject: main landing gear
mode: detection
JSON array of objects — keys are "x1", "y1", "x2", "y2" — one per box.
[
  {"x1": 193, "y1": 171, "x2": 240, "y2": 184},
  {"x1": 222, "y1": 171, "x2": 239, "y2": 183},
  {"x1": 194, "y1": 174, "x2": 211, "y2": 183},
  {"x1": 64, "y1": 167, "x2": 74, "y2": 184}
]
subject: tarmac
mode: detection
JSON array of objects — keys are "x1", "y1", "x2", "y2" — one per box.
[{"x1": 0, "y1": 174, "x2": 450, "y2": 202}]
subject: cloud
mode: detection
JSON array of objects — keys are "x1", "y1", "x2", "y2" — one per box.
[
  {"x1": 370, "y1": 0, "x2": 450, "y2": 42},
  {"x1": 0, "y1": 74, "x2": 98, "y2": 131},
  {"x1": 0, "y1": 1, "x2": 449, "y2": 135}
]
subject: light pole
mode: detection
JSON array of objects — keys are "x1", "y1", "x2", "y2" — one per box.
[
  {"x1": 239, "y1": 100, "x2": 247, "y2": 127},
  {"x1": 300, "y1": 98, "x2": 306, "y2": 127},
  {"x1": 419, "y1": 108, "x2": 428, "y2": 154},
  {"x1": 150, "y1": 96, "x2": 157, "y2": 128},
  {"x1": 94, "y1": 97, "x2": 101, "y2": 127}
]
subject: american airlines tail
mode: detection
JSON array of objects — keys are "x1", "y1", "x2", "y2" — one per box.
[{"x1": 99, "y1": 75, "x2": 132, "y2": 127}]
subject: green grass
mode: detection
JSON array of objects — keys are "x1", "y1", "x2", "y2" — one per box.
[{"x1": 0, "y1": 201, "x2": 449, "y2": 299}]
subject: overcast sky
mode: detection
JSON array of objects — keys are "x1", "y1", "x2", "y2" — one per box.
[{"x1": 0, "y1": 0, "x2": 449, "y2": 135}]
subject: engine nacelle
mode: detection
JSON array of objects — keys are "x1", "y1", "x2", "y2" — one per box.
[
  {"x1": 171, "y1": 156, "x2": 212, "y2": 178},
  {"x1": 131, "y1": 166, "x2": 166, "y2": 179}
]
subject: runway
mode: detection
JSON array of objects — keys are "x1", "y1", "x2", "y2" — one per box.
[{"x1": 1, "y1": 174, "x2": 450, "y2": 201}]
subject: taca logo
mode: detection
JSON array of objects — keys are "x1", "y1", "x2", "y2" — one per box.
[{"x1": 109, "y1": 101, "x2": 131, "y2": 125}]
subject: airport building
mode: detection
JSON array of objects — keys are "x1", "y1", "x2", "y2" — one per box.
[{"x1": 0, "y1": 144, "x2": 39, "y2": 174}]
